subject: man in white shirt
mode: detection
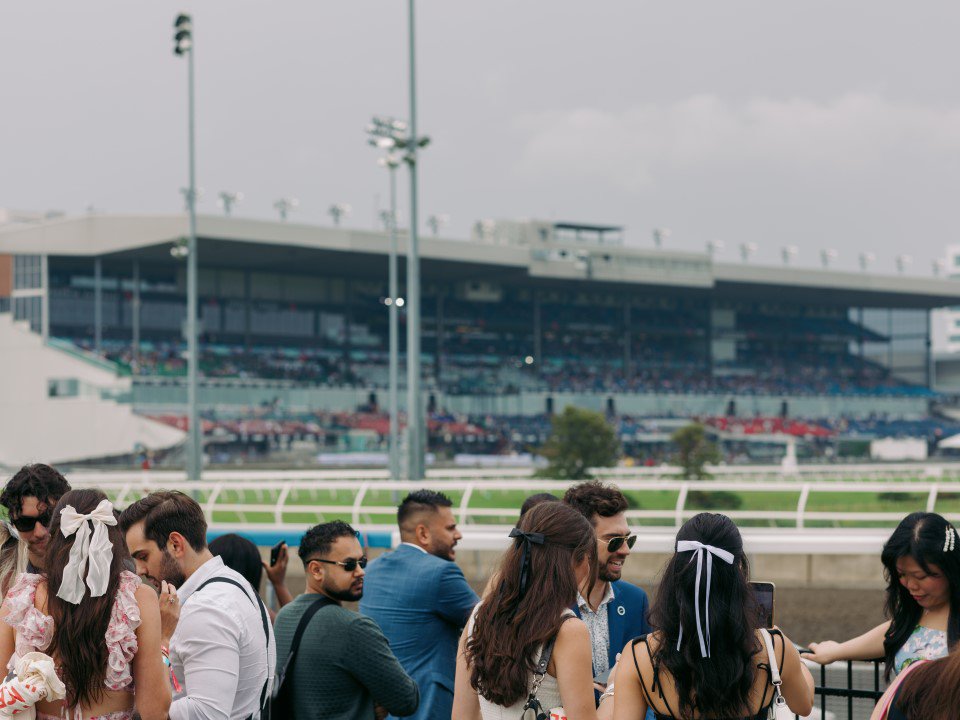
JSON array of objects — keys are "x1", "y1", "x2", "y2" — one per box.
[{"x1": 120, "y1": 491, "x2": 276, "y2": 720}]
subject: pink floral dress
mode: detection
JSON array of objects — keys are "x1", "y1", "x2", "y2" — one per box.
[{"x1": 2, "y1": 570, "x2": 142, "y2": 720}]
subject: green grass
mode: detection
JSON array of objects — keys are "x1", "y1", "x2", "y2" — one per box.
[{"x1": 172, "y1": 479, "x2": 957, "y2": 527}]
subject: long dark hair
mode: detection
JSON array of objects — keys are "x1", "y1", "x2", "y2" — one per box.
[
  {"x1": 46, "y1": 489, "x2": 130, "y2": 708},
  {"x1": 880, "y1": 512, "x2": 960, "y2": 680},
  {"x1": 466, "y1": 502, "x2": 597, "y2": 707},
  {"x1": 649, "y1": 513, "x2": 760, "y2": 720},
  {"x1": 895, "y1": 650, "x2": 960, "y2": 719}
]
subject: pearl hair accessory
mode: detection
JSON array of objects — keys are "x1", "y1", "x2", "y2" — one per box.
[{"x1": 944, "y1": 526, "x2": 957, "y2": 553}]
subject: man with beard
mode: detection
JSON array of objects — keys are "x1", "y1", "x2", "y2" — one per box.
[
  {"x1": 360, "y1": 490, "x2": 478, "y2": 720},
  {"x1": 120, "y1": 491, "x2": 276, "y2": 720},
  {"x1": 0, "y1": 463, "x2": 71, "y2": 577},
  {"x1": 273, "y1": 521, "x2": 418, "y2": 720},
  {"x1": 564, "y1": 481, "x2": 651, "y2": 696}
]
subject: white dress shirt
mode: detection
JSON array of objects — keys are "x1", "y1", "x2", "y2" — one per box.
[{"x1": 169, "y1": 556, "x2": 277, "y2": 720}]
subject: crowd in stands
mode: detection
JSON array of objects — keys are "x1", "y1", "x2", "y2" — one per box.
[
  {"x1": 0, "y1": 464, "x2": 955, "y2": 719},
  {"x1": 62, "y1": 335, "x2": 932, "y2": 398}
]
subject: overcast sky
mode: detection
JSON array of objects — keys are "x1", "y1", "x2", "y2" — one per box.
[{"x1": 3, "y1": 2, "x2": 960, "y2": 274}]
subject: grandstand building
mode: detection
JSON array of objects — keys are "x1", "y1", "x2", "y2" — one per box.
[{"x1": 2, "y1": 212, "x2": 960, "y2": 464}]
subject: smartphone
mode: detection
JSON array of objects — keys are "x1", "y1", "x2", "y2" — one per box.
[
  {"x1": 593, "y1": 667, "x2": 612, "y2": 686},
  {"x1": 750, "y1": 581, "x2": 775, "y2": 628},
  {"x1": 270, "y1": 540, "x2": 286, "y2": 567}
]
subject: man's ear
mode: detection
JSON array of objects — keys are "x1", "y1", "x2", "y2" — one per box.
[
  {"x1": 166, "y1": 531, "x2": 190, "y2": 559},
  {"x1": 415, "y1": 522, "x2": 431, "y2": 546}
]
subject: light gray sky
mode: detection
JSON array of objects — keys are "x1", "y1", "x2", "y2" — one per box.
[{"x1": 3, "y1": 2, "x2": 959, "y2": 274}]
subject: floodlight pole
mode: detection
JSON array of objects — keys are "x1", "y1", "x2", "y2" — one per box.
[
  {"x1": 406, "y1": 0, "x2": 425, "y2": 481},
  {"x1": 386, "y1": 161, "x2": 400, "y2": 482},
  {"x1": 176, "y1": 14, "x2": 202, "y2": 481}
]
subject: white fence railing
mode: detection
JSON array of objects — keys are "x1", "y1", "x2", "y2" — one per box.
[{"x1": 64, "y1": 471, "x2": 960, "y2": 539}]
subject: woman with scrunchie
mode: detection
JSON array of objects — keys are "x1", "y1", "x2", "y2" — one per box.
[
  {"x1": 612, "y1": 513, "x2": 813, "y2": 720},
  {"x1": 453, "y1": 501, "x2": 611, "y2": 720},
  {"x1": 803, "y1": 512, "x2": 960, "y2": 678},
  {"x1": 0, "y1": 488, "x2": 171, "y2": 720}
]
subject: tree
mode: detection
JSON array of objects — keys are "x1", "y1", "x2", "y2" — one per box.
[
  {"x1": 540, "y1": 406, "x2": 620, "y2": 479},
  {"x1": 671, "y1": 422, "x2": 721, "y2": 479}
]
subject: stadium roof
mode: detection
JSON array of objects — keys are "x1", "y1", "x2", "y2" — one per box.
[{"x1": 2, "y1": 213, "x2": 959, "y2": 308}]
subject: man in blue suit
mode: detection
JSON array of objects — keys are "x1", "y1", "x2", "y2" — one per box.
[
  {"x1": 565, "y1": 481, "x2": 652, "y2": 712},
  {"x1": 360, "y1": 490, "x2": 479, "y2": 720}
]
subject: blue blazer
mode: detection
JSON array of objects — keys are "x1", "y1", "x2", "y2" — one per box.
[
  {"x1": 573, "y1": 578, "x2": 651, "y2": 672},
  {"x1": 360, "y1": 544, "x2": 479, "y2": 720}
]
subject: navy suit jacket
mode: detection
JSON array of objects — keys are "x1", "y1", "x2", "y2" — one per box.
[
  {"x1": 360, "y1": 544, "x2": 479, "y2": 720},
  {"x1": 573, "y1": 578, "x2": 651, "y2": 672}
]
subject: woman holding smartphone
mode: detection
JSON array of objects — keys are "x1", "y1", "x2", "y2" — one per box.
[{"x1": 611, "y1": 513, "x2": 814, "y2": 720}]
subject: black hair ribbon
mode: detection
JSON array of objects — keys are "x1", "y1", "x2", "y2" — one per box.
[{"x1": 508, "y1": 527, "x2": 545, "y2": 598}]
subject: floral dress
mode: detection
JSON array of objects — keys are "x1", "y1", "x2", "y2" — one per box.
[
  {"x1": 2, "y1": 571, "x2": 142, "y2": 719},
  {"x1": 893, "y1": 625, "x2": 948, "y2": 675}
]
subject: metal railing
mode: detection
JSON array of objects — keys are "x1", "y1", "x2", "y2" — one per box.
[{"x1": 795, "y1": 657, "x2": 885, "y2": 720}]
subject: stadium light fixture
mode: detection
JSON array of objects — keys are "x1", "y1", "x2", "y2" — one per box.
[
  {"x1": 366, "y1": 1, "x2": 433, "y2": 481},
  {"x1": 427, "y1": 214, "x2": 450, "y2": 236},
  {"x1": 218, "y1": 191, "x2": 243, "y2": 217},
  {"x1": 739, "y1": 242, "x2": 757, "y2": 263},
  {"x1": 706, "y1": 240, "x2": 724, "y2": 259},
  {"x1": 273, "y1": 197, "x2": 299, "y2": 221},
  {"x1": 328, "y1": 203, "x2": 352, "y2": 227},
  {"x1": 653, "y1": 228, "x2": 671, "y2": 249},
  {"x1": 820, "y1": 249, "x2": 838, "y2": 269},
  {"x1": 173, "y1": 12, "x2": 201, "y2": 481},
  {"x1": 781, "y1": 246, "x2": 799, "y2": 266},
  {"x1": 896, "y1": 254, "x2": 913, "y2": 274},
  {"x1": 859, "y1": 252, "x2": 876, "y2": 272}
]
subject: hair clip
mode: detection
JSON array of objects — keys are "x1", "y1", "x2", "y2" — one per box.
[{"x1": 945, "y1": 526, "x2": 957, "y2": 553}]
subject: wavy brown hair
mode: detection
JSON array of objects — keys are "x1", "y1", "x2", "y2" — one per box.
[
  {"x1": 895, "y1": 650, "x2": 960, "y2": 719},
  {"x1": 46, "y1": 489, "x2": 130, "y2": 708},
  {"x1": 466, "y1": 501, "x2": 597, "y2": 706}
]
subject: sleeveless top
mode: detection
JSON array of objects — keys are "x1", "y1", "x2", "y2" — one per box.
[
  {"x1": 2, "y1": 571, "x2": 142, "y2": 692},
  {"x1": 893, "y1": 625, "x2": 947, "y2": 675},
  {"x1": 631, "y1": 631, "x2": 783, "y2": 720},
  {"x1": 467, "y1": 605, "x2": 573, "y2": 720}
]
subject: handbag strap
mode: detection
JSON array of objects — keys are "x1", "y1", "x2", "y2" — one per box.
[
  {"x1": 530, "y1": 615, "x2": 573, "y2": 695},
  {"x1": 759, "y1": 628, "x2": 786, "y2": 712}
]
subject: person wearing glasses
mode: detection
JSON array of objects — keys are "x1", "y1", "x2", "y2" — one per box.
[
  {"x1": 0, "y1": 463, "x2": 71, "y2": 576},
  {"x1": 360, "y1": 490, "x2": 479, "y2": 720},
  {"x1": 564, "y1": 482, "x2": 651, "y2": 701},
  {"x1": 273, "y1": 521, "x2": 419, "y2": 720},
  {"x1": 119, "y1": 491, "x2": 276, "y2": 720}
]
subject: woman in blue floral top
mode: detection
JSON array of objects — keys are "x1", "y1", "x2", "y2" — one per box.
[{"x1": 803, "y1": 512, "x2": 959, "y2": 679}]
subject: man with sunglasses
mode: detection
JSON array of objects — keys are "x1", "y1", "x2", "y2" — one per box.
[
  {"x1": 273, "y1": 521, "x2": 418, "y2": 720},
  {"x1": 0, "y1": 463, "x2": 71, "y2": 572},
  {"x1": 564, "y1": 481, "x2": 651, "y2": 702}
]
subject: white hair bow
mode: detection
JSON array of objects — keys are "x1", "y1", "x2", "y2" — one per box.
[
  {"x1": 56, "y1": 500, "x2": 117, "y2": 605},
  {"x1": 675, "y1": 539, "x2": 735, "y2": 658}
]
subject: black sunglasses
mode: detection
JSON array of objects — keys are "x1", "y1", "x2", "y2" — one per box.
[
  {"x1": 312, "y1": 556, "x2": 368, "y2": 572},
  {"x1": 11, "y1": 509, "x2": 53, "y2": 534},
  {"x1": 603, "y1": 534, "x2": 637, "y2": 553}
]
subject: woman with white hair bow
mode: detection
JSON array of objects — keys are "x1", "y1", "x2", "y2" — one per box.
[
  {"x1": 608, "y1": 513, "x2": 814, "y2": 720},
  {"x1": 0, "y1": 488, "x2": 171, "y2": 720}
]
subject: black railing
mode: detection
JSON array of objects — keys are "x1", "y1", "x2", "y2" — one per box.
[{"x1": 791, "y1": 654, "x2": 885, "y2": 720}]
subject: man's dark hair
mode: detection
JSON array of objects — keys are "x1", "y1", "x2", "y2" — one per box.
[
  {"x1": 298, "y1": 520, "x2": 358, "y2": 563},
  {"x1": 519, "y1": 492, "x2": 559, "y2": 519},
  {"x1": 563, "y1": 481, "x2": 628, "y2": 525},
  {"x1": 118, "y1": 491, "x2": 207, "y2": 552},
  {"x1": 0, "y1": 464, "x2": 71, "y2": 517},
  {"x1": 397, "y1": 489, "x2": 453, "y2": 528}
]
